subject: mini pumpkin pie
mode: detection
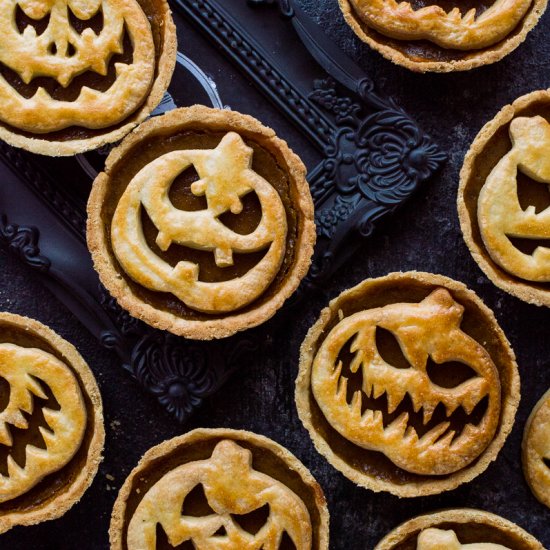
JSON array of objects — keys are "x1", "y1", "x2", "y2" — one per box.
[
  {"x1": 109, "y1": 428, "x2": 329, "y2": 550},
  {"x1": 0, "y1": 311, "x2": 104, "y2": 533},
  {"x1": 0, "y1": 0, "x2": 176, "y2": 156},
  {"x1": 87, "y1": 106, "x2": 316, "y2": 340},
  {"x1": 459, "y1": 89, "x2": 550, "y2": 307},
  {"x1": 338, "y1": 0, "x2": 547, "y2": 72},
  {"x1": 374, "y1": 509, "x2": 544, "y2": 549},
  {"x1": 296, "y1": 271, "x2": 519, "y2": 497},
  {"x1": 522, "y1": 387, "x2": 550, "y2": 508}
]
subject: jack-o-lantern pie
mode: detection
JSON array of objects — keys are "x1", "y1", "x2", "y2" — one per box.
[
  {"x1": 522, "y1": 387, "x2": 550, "y2": 508},
  {"x1": 109, "y1": 428, "x2": 330, "y2": 550},
  {"x1": 87, "y1": 106, "x2": 316, "y2": 340},
  {"x1": 0, "y1": 312, "x2": 104, "y2": 533},
  {"x1": 0, "y1": 0, "x2": 176, "y2": 155},
  {"x1": 338, "y1": 0, "x2": 547, "y2": 72},
  {"x1": 374, "y1": 509, "x2": 544, "y2": 549},
  {"x1": 459, "y1": 90, "x2": 550, "y2": 308},
  {"x1": 296, "y1": 272, "x2": 520, "y2": 497}
]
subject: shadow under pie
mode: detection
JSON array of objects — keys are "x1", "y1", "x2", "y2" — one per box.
[
  {"x1": 296, "y1": 271, "x2": 519, "y2": 497},
  {"x1": 459, "y1": 89, "x2": 550, "y2": 307},
  {"x1": 0, "y1": 311, "x2": 104, "y2": 533},
  {"x1": 109, "y1": 428, "x2": 329, "y2": 550}
]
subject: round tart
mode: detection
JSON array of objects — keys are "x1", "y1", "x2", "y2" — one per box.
[
  {"x1": 0, "y1": 0, "x2": 176, "y2": 156},
  {"x1": 374, "y1": 509, "x2": 544, "y2": 549},
  {"x1": 0, "y1": 312, "x2": 104, "y2": 533},
  {"x1": 109, "y1": 428, "x2": 329, "y2": 550},
  {"x1": 522, "y1": 387, "x2": 550, "y2": 508},
  {"x1": 296, "y1": 272, "x2": 519, "y2": 497},
  {"x1": 459, "y1": 90, "x2": 550, "y2": 307},
  {"x1": 87, "y1": 106, "x2": 316, "y2": 340},
  {"x1": 338, "y1": 0, "x2": 547, "y2": 72}
]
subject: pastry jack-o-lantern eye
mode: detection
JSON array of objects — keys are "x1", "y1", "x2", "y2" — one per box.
[
  {"x1": 349, "y1": 0, "x2": 533, "y2": 50},
  {"x1": 0, "y1": 0, "x2": 155, "y2": 133},
  {"x1": 478, "y1": 116, "x2": 550, "y2": 282},
  {"x1": 127, "y1": 440, "x2": 312, "y2": 550},
  {"x1": 311, "y1": 288, "x2": 501, "y2": 476},
  {"x1": 0, "y1": 343, "x2": 86, "y2": 502},
  {"x1": 111, "y1": 132, "x2": 288, "y2": 314},
  {"x1": 417, "y1": 528, "x2": 511, "y2": 550}
]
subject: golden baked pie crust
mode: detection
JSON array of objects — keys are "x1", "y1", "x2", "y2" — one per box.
[
  {"x1": 522, "y1": 387, "x2": 550, "y2": 508},
  {"x1": 87, "y1": 106, "x2": 316, "y2": 340},
  {"x1": 0, "y1": 0, "x2": 176, "y2": 156},
  {"x1": 0, "y1": 312, "x2": 104, "y2": 533},
  {"x1": 296, "y1": 272, "x2": 519, "y2": 497},
  {"x1": 458, "y1": 89, "x2": 550, "y2": 307},
  {"x1": 374, "y1": 508, "x2": 544, "y2": 549},
  {"x1": 338, "y1": 0, "x2": 547, "y2": 72},
  {"x1": 109, "y1": 428, "x2": 330, "y2": 550}
]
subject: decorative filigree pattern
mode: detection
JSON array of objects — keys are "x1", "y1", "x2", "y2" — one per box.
[{"x1": 0, "y1": 215, "x2": 51, "y2": 273}]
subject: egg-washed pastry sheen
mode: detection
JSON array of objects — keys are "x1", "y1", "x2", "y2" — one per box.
[
  {"x1": 522, "y1": 387, "x2": 550, "y2": 508},
  {"x1": 296, "y1": 272, "x2": 519, "y2": 497},
  {"x1": 459, "y1": 89, "x2": 550, "y2": 307},
  {"x1": 0, "y1": 312, "x2": 104, "y2": 534},
  {"x1": 87, "y1": 106, "x2": 316, "y2": 340},
  {"x1": 0, "y1": 0, "x2": 176, "y2": 155},
  {"x1": 338, "y1": 0, "x2": 547, "y2": 72},
  {"x1": 109, "y1": 429, "x2": 330, "y2": 550},
  {"x1": 374, "y1": 509, "x2": 544, "y2": 550}
]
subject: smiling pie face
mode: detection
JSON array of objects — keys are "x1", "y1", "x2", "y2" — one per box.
[
  {"x1": 459, "y1": 89, "x2": 550, "y2": 307},
  {"x1": 87, "y1": 106, "x2": 316, "y2": 340},
  {"x1": 338, "y1": 0, "x2": 547, "y2": 72},
  {"x1": 0, "y1": 0, "x2": 176, "y2": 155},
  {"x1": 374, "y1": 509, "x2": 544, "y2": 550},
  {"x1": 109, "y1": 429, "x2": 330, "y2": 550},
  {"x1": 522, "y1": 387, "x2": 550, "y2": 508},
  {"x1": 296, "y1": 272, "x2": 519, "y2": 496},
  {"x1": 0, "y1": 312, "x2": 104, "y2": 534}
]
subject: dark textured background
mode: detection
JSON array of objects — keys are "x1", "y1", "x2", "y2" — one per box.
[{"x1": 0, "y1": 0, "x2": 549, "y2": 548}]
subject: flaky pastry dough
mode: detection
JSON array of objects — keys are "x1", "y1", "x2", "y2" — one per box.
[
  {"x1": 0, "y1": 0, "x2": 155, "y2": 133},
  {"x1": 311, "y1": 288, "x2": 501, "y2": 476},
  {"x1": 350, "y1": 0, "x2": 532, "y2": 50},
  {"x1": 522, "y1": 387, "x2": 550, "y2": 508},
  {"x1": 111, "y1": 132, "x2": 287, "y2": 314},
  {"x1": 478, "y1": 116, "x2": 550, "y2": 282},
  {"x1": 417, "y1": 528, "x2": 511, "y2": 549},
  {"x1": 127, "y1": 440, "x2": 312, "y2": 550}
]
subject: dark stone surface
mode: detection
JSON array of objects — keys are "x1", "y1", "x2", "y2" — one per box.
[{"x1": 1, "y1": 0, "x2": 549, "y2": 548}]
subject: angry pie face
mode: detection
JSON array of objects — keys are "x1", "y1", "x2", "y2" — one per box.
[
  {"x1": 109, "y1": 429, "x2": 330, "y2": 550},
  {"x1": 0, "y1": 312, "x2": 104, "y2": 534},
  {"x1": 0, "y1": 0, "x2": 176, "y2": 155},
  {"x1": 296, "y1": 272, "x2": 519, "y2": 496}
]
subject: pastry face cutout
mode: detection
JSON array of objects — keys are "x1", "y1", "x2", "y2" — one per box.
[
  {"x1": 478, "y1": 116, "x2": 550, "y2": 282},
  {"x1": 127, "y1": 440, "x2": 312, "y2": 549},
  {"x1": 522, "y1": 388, "x2": 550, "y2": 508},
  {"x1": 0, "y1": 343, "x2": 86, "y2": 502},
  {"x1": 111, "y1": 132, "x2": 288, "y2": 314},
  {"x1": 311, "y1": 288, "x2": 501, "y2": 475},
  {"x1": 0, "y1": 0, "x2": 155, "y2": 133},
  {"x1": 418, "y1": 528, "x2": 511, "y2": 550},
  {"x1": 349, "y1": 0, "x2": 532, "y2": 50}
]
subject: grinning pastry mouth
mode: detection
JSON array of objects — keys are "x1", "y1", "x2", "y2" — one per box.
[
  {"x1": 507, "y1": 236, "x2": 550, "y2": 257},
  {"x1": 0, "y1": 27, "x2": 134, "y2": 102},
  {"x1": 341, "y1": 376, "x2": 489, "y2": 443},
  {"x1": 0, "y1": 376, "x2": 60, "y2": 476}
]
